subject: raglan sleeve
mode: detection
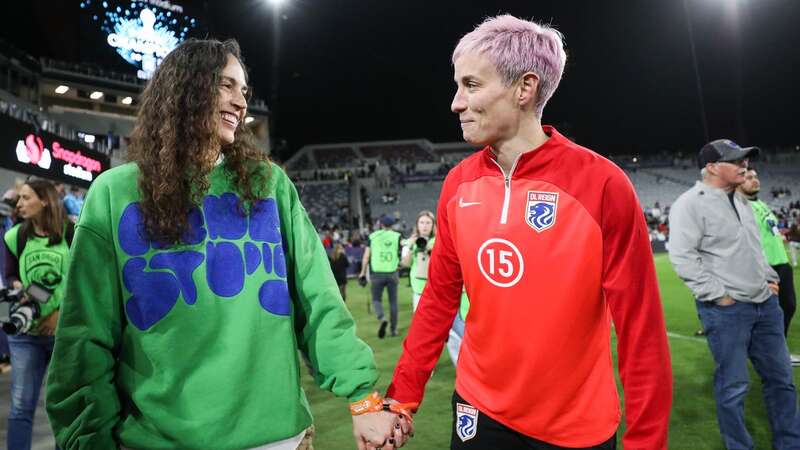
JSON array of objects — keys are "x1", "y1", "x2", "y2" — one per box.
[
  {"x1": 46, "y1": 176, "x2": 125, "y2": 449},
  {"x1": 601, "y1": 170, "x2": 672, "y2": 450},
  {"x1": 278, "y1": 168, "x2": 379, "y2": 403},
  {"x1": 385, "y1": 169, "x2": 463, "y2": 406}
]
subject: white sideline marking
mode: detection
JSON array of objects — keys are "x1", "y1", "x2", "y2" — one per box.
[{"x1": 667, "y1": 331, "x2": 705, "y2": 342}]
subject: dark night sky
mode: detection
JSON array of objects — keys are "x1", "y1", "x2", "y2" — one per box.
[{"x1": 2, "y1": 0, "x2": 799, "y2": 158}]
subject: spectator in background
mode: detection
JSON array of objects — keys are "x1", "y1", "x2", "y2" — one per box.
[
  {"x1": 651, "y1": 201, "x2": 662, "y2": 220},
  {"x1": 347, "y1": 237, "x2": 366, "y2": 293},
  {"x1": 4, "y1": 179, "x2": 73, "y2": 450},
  {"x1": 53, "y1": 182, "x2": 65, "y2": 201},
  {"x1": 320, "y1": 228, "x2": 333, "y2": 251},
  {"x1": 669, "y1": 140, "x2": 800, "y2": 449},
  {"x1": 63, "y1": 186, "x2": 84, "y2": 222},
  {"x1": 2, "y1": 188, "x2": 20, "y2": 229},
  {"x1": 738, "y1": 168, "x2": 799, "y2": 365},
  {"x1": 0, "y1": 188, "x2": 19, "y2": 374},
  {"x1": 330, "y1": 243, "x2": 349, "y2": 302}
]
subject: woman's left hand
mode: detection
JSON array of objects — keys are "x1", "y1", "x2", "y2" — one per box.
[{"x1": 37, "y1": 309, "x2": 60, "y2": 336}]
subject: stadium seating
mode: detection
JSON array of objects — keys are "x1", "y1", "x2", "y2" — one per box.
[
  {"x1": 295, "y1": 181, "x2": 351, "y2": 228},
  {"x1": 642, "y1": 162, "x2": 800, "y2": 209},
  {"x1": 364, "y1": 178, "x2": 443, "y2": 230},
  {"x1": 313, "y1": 146, "x2": 359, "y2": 169},
  {"x1": 360, "y1": 143, "x2": 435, "y2": 163},
  {"x1": 286, "y1": 141, "x2": 800, "y2": 231}
]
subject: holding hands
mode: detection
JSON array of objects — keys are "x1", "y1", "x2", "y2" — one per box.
[{"x1": 351, "y1": 392, "x2": 416, "y2": 449}]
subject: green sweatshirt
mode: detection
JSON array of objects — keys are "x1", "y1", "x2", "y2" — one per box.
[
  {"x1": 46, "y1": 162, "x2": 378, "y2": 450},
  {"x1": 749, "y1": 199, "x2": 789, "y2": 266},
  {"x1": 3, "y1": 224, "x2": 69, "y2": 332}
]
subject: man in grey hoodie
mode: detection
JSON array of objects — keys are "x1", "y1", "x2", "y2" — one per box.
[{"x1": 668, "y1": 139, "x2": 800, "y2": 450}]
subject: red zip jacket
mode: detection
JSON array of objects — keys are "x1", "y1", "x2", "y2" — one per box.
[{"x1": 386, "y1": 127, "x2": 672, "y2": 449}]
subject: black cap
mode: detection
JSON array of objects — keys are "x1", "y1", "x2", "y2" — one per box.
[
  {"x1": 380, "y1": 215, "x2": 396, "y2": 227},
  {"x1": 698, "y1": 139, "x2": 759, "y2": 169}
]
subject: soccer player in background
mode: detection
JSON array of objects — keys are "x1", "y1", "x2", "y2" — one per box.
[
  {"x1": 45, "y1": 38, "x2": 401, "y2": 450},
  {"x1": 384, "y1": 14, "x2": 672, "y2": 449}
]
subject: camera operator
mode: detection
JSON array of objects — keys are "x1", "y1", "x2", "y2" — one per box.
[
  {"x1": 401, "y1": 211, "x2": 436, "y2": 311},
  {"x1": 3, "y1": 179, "x2": 72, "y2": 450}
]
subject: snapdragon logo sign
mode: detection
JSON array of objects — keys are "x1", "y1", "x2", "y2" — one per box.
[
  {"x1": 15, "y1": 133, "x2": 103, "y2": 182},
  {"x1": 81, "y1": 0, "x2": 198, "y2": 79},
  {"x1": 118, "y1": 193, "x2": 291, "y2": 330}
]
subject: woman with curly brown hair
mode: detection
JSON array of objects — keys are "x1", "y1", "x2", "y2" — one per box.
[{"x1": 45, "y1": 39, "x2": 405, "y2": 450}]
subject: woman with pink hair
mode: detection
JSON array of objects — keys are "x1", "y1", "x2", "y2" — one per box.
[{"x1": 382, "y1": 14, "x2": 672, "y2": 450}]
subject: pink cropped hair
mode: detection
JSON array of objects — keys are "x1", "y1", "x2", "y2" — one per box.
[{"x1": 452, "y1": 14, "x2": 567, "y2": 118}]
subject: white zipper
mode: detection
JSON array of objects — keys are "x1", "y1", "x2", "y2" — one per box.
[{"x1": 490, "y1": 154, "x2": 522, "y2": 224}]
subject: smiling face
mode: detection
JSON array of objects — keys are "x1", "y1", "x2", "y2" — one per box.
[
  {"x1": 216, "y1": 54, "x2": 249, "y2": 145},
  {"x1": 451, "y1": 51, "x2": 523, "y2": 147}
]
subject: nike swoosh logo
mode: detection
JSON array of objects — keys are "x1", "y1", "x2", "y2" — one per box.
[{"x1": 459, "y1": 198, "x2": 481, "y2": 208}]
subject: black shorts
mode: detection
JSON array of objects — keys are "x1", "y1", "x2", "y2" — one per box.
[{"x1": 450, "y1": 391, "x2": 616, "y2": 450}]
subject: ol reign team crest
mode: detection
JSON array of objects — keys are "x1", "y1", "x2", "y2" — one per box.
[
  {"x1": 456, "y1": 403, "x2": 479, "y2": 442},
  {"x1": 526, "y1": 191, "x2": 558, "y2": 232}
]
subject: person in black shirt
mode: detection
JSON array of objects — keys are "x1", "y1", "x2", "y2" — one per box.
[{"x1": 330, "y1": 243, "x2": 349, "y2": 302}]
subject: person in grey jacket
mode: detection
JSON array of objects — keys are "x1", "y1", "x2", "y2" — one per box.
[{"x1": 668, "y1": 139, "x2": 800, "y2": 450}]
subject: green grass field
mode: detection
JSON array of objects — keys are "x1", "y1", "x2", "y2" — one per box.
[{"x1": 301, "y1": 254, "x2": 800, "y2": 449}]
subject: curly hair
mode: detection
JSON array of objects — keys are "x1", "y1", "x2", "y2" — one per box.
[{"x1": 128, "y1": 38, "x2": 270, "y2": 245}]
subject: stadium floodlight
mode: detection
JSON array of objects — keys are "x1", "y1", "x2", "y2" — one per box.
[
  {"x1": 267, "y1": 0, "x2": 287, "y2": 6},
  {"x1": 244, "y1": 116, "x2": 255, "y2": 124},
  {"x1": 90, "y1": 91, "x2": 104, "y2": 100},
  {"x1": 54, "y1": 85, "x2": 70, "y2": 94},
  {"x1": 121, "y1": 96, "x2": 133, "y2": 105},
  {"x1": 83, "y1": 134, "x2": 96, "y2": 144}
]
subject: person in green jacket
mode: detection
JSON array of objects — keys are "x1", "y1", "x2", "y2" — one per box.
[
  {"x1": 3, "y1": 179, "x2": 72, "y2": 450},
  {"x1": 45, "y1": 38, "x2": 408, "y2": 450},
  {"x1": 738, "y1": 168, "x2": 799, "y2": 365}
]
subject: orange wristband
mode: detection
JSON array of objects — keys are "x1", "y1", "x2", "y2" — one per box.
[
  {"x1": 386, "y1": 401, "x2": 420, "y2": 423},
  {"x1": 349, "y1": 392, "x2": 384, "y2": 416}
]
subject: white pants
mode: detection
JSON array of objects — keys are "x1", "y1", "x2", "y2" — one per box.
[
  {"x1": 790, "y1": 241, "x2": 799, "y2": 266},
  {"x1": 412, "y1": 292, "x2": 422, "y2": 311}
]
